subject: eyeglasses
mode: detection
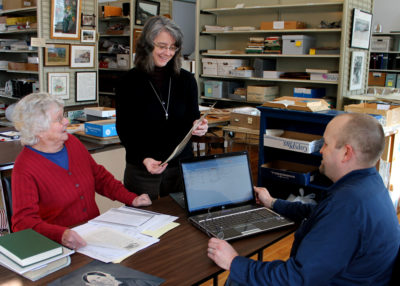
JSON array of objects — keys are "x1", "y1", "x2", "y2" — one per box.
[{"x1": 153, "y1": 42, "x2": 179, "y2": 52}]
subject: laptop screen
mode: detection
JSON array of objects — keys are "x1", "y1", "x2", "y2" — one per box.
[{"x1": 180, "y1": 152, "x2": 254, "y2": 213}]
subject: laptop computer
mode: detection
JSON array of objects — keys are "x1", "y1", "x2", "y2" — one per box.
[{"x1": 180, "y1": 151, "x2": 294, "y2": 241}]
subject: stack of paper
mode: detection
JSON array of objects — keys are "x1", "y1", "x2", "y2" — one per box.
[
  {"x1": 204, "y1": 25, "x2": 233, "y2": 32},
  {"x1": 0, "y1": 229, "x2": 74, "y2": 281},
  {"x1": 73, "y1": 206, "x2": 179, "y2": 263}
]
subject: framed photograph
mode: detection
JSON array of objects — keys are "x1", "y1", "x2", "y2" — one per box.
[
  {"x1": 135, "y1": 0, "x2": 160, "y2": 26},
  {"x1": 349, "y1": 51, "x2": 366, "y2": 91},
  {"x1": 48, "y1": 72, "x2": 70, "y2": 99},
  {"x1": 132, "y1": 28, "x2": 142, "y2": 53},
  {"x1": 81, "y1": 29, "x2": 96, "y2": 43},
  {"x1": 44, "y1": 44, "x2": 70, "y2": 66},
  {"x1": 81, "y1": 13, "x2": 96, "y2": 27},
  {"x1": 350, "y1": 9, "x2": 373, "y2": 49},
  {"x1": 51, "y1": 0, "x2": 82, "y2": 40},
  {"x1": 70, "y1": 45, "x2": 95, "y2": 68},
  {"x1": 76, "y1": 72, "x2": 97, "y2": 102}
]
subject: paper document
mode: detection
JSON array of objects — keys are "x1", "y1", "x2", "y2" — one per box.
[
  {"x1": 161, "y1": 102, "x2": 216, "y2": 166},
  {"x1": 90, "y1": 207, "x2": 154, "y2": 228},
  {"x1": 82, "y1": 227, "x2": 145, "y2": 250}
]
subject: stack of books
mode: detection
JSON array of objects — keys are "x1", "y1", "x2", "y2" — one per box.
[
  {"x1": 264, "y1": 36, "x2": 282, "y2": 54},
  {"x1": 0, "y1": 229, "x2": 74, "y2": 281},
  {"x1": 245, "y1": 37, "x2": 264, "y2": 54},
  {"x1": 203, "y1": 25, "x2": 232, "y2": 32}
]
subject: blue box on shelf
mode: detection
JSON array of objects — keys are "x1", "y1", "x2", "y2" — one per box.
[
  {"x1": 84, "y1": 119, "x2": 117, "y2": 137},
  {"x1": 293, "y1": 87, "x2": 326, "y2": 98},
  {"x1": 261, "y1": 160, "x2": 318, "y2": 185}
]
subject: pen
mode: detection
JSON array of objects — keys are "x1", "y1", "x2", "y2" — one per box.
[{"x1": 0, "y1": 133, "x2": 20, "y2": 140}]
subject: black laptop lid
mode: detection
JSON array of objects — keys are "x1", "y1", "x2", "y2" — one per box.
[{"x1": 180, "y1": 151, "x2": 255, "y2": 216}]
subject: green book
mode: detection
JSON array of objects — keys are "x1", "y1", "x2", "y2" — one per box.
[{"x1": 0, "y1": 229, "x2": 62, "y2": 267}]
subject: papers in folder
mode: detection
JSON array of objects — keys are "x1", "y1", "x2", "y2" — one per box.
[
  {"x1": 161, "y1": 102, "x2": 216, "y2": 166},
  {"x1": 73, "y1": 206, "x2": 178, "y2": 263}
]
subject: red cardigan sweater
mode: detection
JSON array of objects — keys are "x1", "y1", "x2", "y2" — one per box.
[{"x1": 11, "y1": 134, "x2": 137, "y2": 243}]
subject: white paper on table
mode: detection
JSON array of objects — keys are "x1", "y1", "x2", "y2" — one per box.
[
  {"x1": 90, "y1": 207, "x2": 154, "y2": 227},
  {"x1": 82, "y1": 227, "x2": 143, "y2": 250}
]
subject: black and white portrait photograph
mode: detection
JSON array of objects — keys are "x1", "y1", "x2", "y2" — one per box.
[
  {"x1": 350, "y1": 9, "x2": 372, "y2": 49},
  {"x1": 349, "y1": 51, "x2": 366, "y2": 91}
]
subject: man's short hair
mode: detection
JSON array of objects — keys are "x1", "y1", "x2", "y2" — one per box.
[{"x1": 335, "y1": 113, "x2": 385, "y2": 166}]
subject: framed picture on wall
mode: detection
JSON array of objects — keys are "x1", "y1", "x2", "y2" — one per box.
[
  {"x1": 81, "y1": 14, "x2": 96, "y2": 27},
  {"x1": 44, "y1": 44, "x2": 70, "y2": 66},
  {"x1": 135, "y1": 0, "x2": 160, "y2": 26},
  {"x1": 350, "y1": 9, "x2": 373, "y2": 49},
  {"x1": 76, "y1": 72, "x2": 97, "y2": 102},
  {"x1": 132, "y1": 28, "x2": 142, "y2": 53},
  {"x1": 81, "y1": 29, "x2": 96, "y2": 43},
  {"x1": 349, "y1": 51, "x2": 366, "y2": 91},
  {"x1": 70, "y1": 45, "x2": 95, "y2": 68},
  {"x1": 48, "y1": 72, "x2": 70, "y2": 99},
  {"x1": 50, "y1": 0, "x2": 82, "y2": 40}
]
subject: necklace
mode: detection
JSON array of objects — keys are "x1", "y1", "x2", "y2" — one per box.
[{"x1": 149, "y1": 77, "x2": 171, "y2": 120}]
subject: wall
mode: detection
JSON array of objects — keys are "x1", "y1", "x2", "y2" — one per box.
[
  {"x1": 173, "y1": 0, "x2": 196, "y2": 57},
  {"x1": 372, "y1": 0, "x2": 400, "y2": 33}
]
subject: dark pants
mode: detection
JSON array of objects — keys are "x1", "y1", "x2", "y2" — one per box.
[{"x1": 123, "y1": 163, "x2": 184, "y2": 200}]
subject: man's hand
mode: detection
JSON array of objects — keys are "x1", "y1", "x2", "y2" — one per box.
[
  {"x1": 192, "y1": 118, "x2": 208, "y2": 136},
  {"x1": 61, "y1": 229, "x2": 86, "y2": 250},
  {"x1": 207, "y1": 237, "x2": 238, "y2": 270},
  {"x1": 254, "y1": 186, "x2": 275, "y2": 209},
  {"x1": 143, "y1": 158, "x2": 167, "y2": 174},
  {"x1": 132, "y1": 194, "x2": 152, "y2": 207}
]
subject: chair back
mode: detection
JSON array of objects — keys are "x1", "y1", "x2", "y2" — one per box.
[
  {"x1": 0, "y1": 176, "x2": 12, "y2": 233},
  {"x1": 389, "y1": 246, "x2": 400, "y2": 286}
]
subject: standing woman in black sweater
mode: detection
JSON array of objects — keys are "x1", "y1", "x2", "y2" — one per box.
[{"x1": 116, "y1": 16, "x2": 208, "y2": 200}]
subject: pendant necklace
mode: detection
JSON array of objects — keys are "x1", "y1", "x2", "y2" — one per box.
[{"x1": 149, "y1": 77, "x2": 171, "y2": 120}]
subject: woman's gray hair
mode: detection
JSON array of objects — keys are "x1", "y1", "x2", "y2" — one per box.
[
  {"x1": 134, "y1": 16, "x2": 183, "y2": 74},
  {"x1": 12, "y1": 92, "x2": 64, "y2": 146}
]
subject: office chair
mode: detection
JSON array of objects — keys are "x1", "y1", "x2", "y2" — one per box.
[
  {"x1": 389, "y1": 247, "x2": 400, "y2": 286},
  {"x1": 192, "y1": 134, "x2": 225, "y2": 157},
  {"x1": 0, "y1": 176, "x2": 12, "y2": 233}
]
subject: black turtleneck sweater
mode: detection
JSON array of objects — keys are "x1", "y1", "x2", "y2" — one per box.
[{"x1": 115, "y1": 66, "x2": 200, "y2": 167}]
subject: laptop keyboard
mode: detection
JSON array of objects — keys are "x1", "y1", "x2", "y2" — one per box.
[{"x1": 200, "y1": 208, "x2": 280, "y2": 229}]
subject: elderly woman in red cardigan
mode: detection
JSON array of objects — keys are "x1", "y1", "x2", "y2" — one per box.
[{"x1": 11, "y1": 92, "x2": 151, "y2": 250}]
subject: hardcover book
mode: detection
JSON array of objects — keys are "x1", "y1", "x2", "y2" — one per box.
[{"x1": 0, "y1": 229, "x2": 62, "y2": 267}]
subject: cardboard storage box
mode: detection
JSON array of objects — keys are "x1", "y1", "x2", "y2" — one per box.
[
  {"x1": 253, "y1": 58, "x2": 276, "y2": 77},
  {"x1": 230, "y1": 107, "x2": 260, "y2": 130},
  {"x1": 293, "y1": 87, "x2": 325, "y2": 98},
  {"x1": 260, "y1": 21, "x2": 306, "y2": 30},
  {"x1": 203, "y1": 80, "x2": 240, "y2": 98},
  {"x1": 263, "y1": 130, "x2": 324, "y2": 153},
  {"x1": 371, "y1": 36, "x2": 393, "y2": 52},
  {"x1": 262, "y1": 96, "x2": 330, "y2": 112},
  {"x1": 217, "y1": 59, "x2": 248, "y2": 76},
  {"x1": 344, "y1": 103, "x2": 400, "y2": 126},
  {"x1": 368, "y1": 72, "x2": 386, "y2": 86},
  {"x1": 8, "y1": 62, "x2": 38, "y2": 71},
  {"x1": 247, "y1": 85, "x2": 279, "y2": 102},
  {"x1": 263, "y1": 71, "x2": 284, "y2": 79},
  {"x1": 310, "y1": 72, "x2": 339, "y2": 82},
  {"x1": 385, "y1": 73, "x2": 397, "y2": 87},
  {"x1": 229, "y1": 69, "x2": 254, "y2": 78},
  {"x1": 104, "y1": 6, "x2": 123, "y2": 17},
  {"x1": 3, "y1": 0, "x2": 35, "y2": 10},
  {"x1": 202, "y1": 58, "x2": 218, "y2": 75},
  {"x1": 282, "y1": 35, "x2": 315, "y2": 55},
  {"x1": 85, "y1": 120, "x2": 117, "y2": 137},
  {"x1": 261, "y1": 160, "x2": 318, "y2": 185},
  {"x1": 84, "y1": 107, "x2": 116, "y2": 118}
]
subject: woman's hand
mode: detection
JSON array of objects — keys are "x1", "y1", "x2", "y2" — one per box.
[
  {"x1": 132, "y1": 194, "x2": 152, "y2": 207},
  {"x1": 143, "y1": 158, "x2": 167, "y2": 174},
  {"x1": 192, "y1": 118, "x2": 208, "y2": 136},
  {"x1": 61, "y1": 229, "x2": 87, "y2": 250}
]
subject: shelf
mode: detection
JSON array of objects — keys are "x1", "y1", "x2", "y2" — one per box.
[
  {"x1": 99, "y1": 91, "x2": 116, "y2": 96},
  {"x1": 99, "y1": 16, "x2": 130, "y2": 21},
  {"x1": 0, "y1": 68, "x2": 39, "y2": 74},
  {"x1": 370, "y1": 51, "x2": 400, "y2": 54},
  {"x1": 0, "y1": 49, "x2": 38, "y2": 53},
  {"x1": 372, "y1": 33, "x2": 400, "y2": 36},
  {"x1": 99, "y1": 34, "x2": 130, "y2": 37},
  {"x1": 201, "y1": 1, "x2": 343, "y2": 15},
  {"x1": 202, "y1": 53, "x2": 340, "y2": 58},
  {"x1": 0, "y1": 7, "x2": 36, "y2": 15},
  {"x1": 201, "y1": 74, "x2": 338, "y2": 85},
  {"x1": 200, "y1": 96, "x2": 262, "y2": 105},
  {"x1": 0, "y1": 29, "x2": 37, "y2": 34},
  {"x1": 201, "y1": 28, "x2": 341, "y2": 35},
  {"x1": 0, "y1": 94, "x2": 19, "y2": 100},
  {"x1": 370, "y1": 69, "x2": 400, "y2": 73}
]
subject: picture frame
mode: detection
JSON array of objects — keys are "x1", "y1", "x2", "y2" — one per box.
[
  {"x1": 132, "y1": 28, "x2": 142, "y2": 53},
  {"x1": 44, "y1": 44, "x2": 70, "y2": 66},
  {"x1": 135, "y1": 0, "x2": 160, "y2": 26},
  {"x1": 50, "y1": 0, "x2": 82, "y2": 40},
  {"x1": 350, "y1": 8, "x2": 373, "y2": 49},
  {"x1": 81, "y1": 29, "x2": 96, "y2": 43},
  {"x1": 70, "y1": 45, "x2": 95, "y2": 68},
  {"x1": 81, "y1": 13, "x2": 96, "y2": 27},
  {"x1": 349, "y1": 51, "x2": 366, "y2": 91},
  {"x1": 76, "y1": 72, "x2": 97, "y2": 102},
  {"x1": 48, "y1": 72, "x2": 70, "y2": 99}
]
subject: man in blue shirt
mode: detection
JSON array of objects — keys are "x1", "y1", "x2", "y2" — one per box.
[{"x1": 207, "y1": 113, "x2": 400, "y2": 285}]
